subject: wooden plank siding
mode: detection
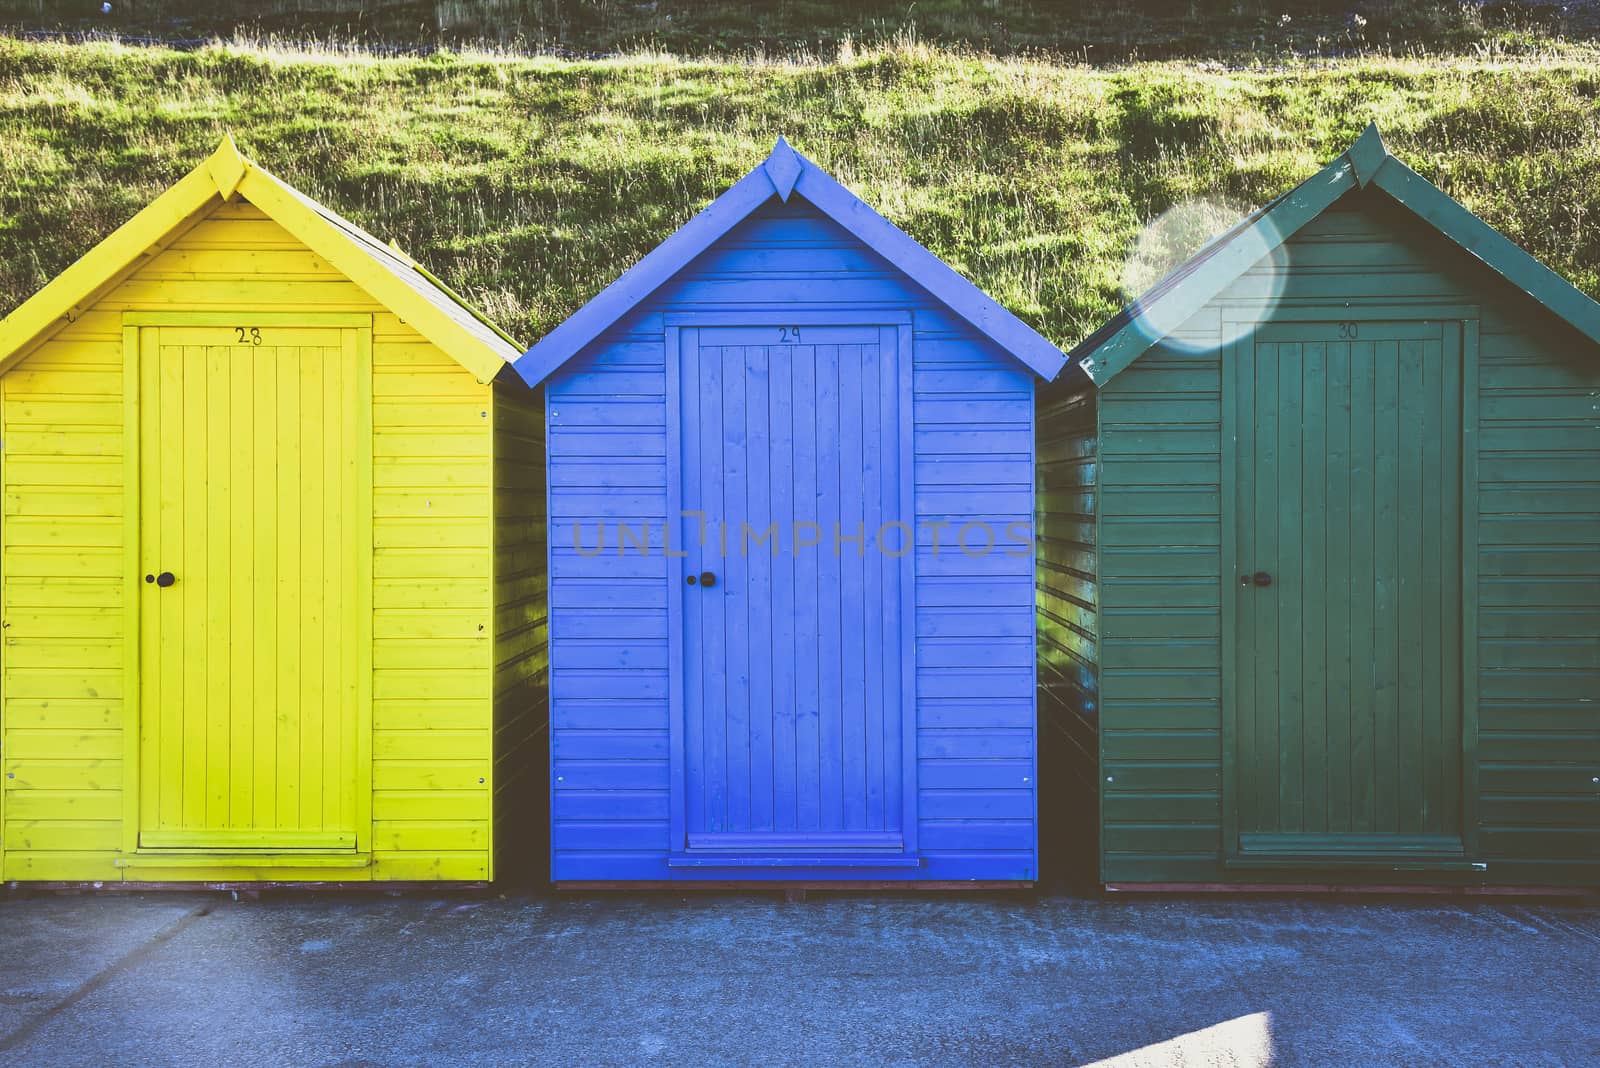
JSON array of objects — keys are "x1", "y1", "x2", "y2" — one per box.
[
  {"x1": 546, "y1": 198, "x2": 1038, "y2": 881},
  {"x1": 368, "y1": 329, "x2": 494, "y2": 882},
  {"x1": 1096, "y1": 189, "x2": 1600, "y2": 886},
  {"x1": 1034, "y1": 374, "x2": 1100, "y2": 883},
  {"x1": 1, "y1": 325, "x2": 124, "y2": 878},
  {"x1": 0, "y1": 199, "x2": 510, "y2": 882}
]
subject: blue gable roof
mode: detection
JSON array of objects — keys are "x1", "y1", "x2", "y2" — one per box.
[{"x1": 513, "y1": 139, "x2": 1068, "y2": 385}]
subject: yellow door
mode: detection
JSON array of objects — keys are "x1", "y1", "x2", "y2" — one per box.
[{"x1": 135, "y1": 319, "x2": 370, "y2": 853}]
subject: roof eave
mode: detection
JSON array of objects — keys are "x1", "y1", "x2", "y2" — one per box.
[
  {"x1": 0, "y1": 136, "x2": 520, "y2": 384},
  {"x1": 1366, "y1": 154, "x2": 1600, "y2": 349},
  {"x1": 512, "y1": 162, "x2": 779, "y2": 387},
  {"x1": 235, "y1": 167, "x2": 520, "y2": 383},
  {"x1": 788, "y1": 164, "x2": 1067, "y2": 381},
  {"x1": 1071, "y1": 121, "x2": 1600, "y2": 386},
  {"x1": 0, "y1": 149, "x2": 228, "y2": 374},
  {"x1": 512, "y1": 140, "x2": 1069, "y2": 387},
  {"x1": 1074, "y1": 154, "x2": 1359, "y2": 387}
]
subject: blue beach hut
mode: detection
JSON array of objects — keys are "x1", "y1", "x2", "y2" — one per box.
[{"x1": 514, "y1": 140, "x2": 1068, "y2": 884}]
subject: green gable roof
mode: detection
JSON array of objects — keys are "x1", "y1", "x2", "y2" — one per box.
[{"x1": 1069, "y1": 124, "x2": 1600, "y2": 385}]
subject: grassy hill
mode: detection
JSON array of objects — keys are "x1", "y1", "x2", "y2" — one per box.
[
  {"x1": 1, "y1": 36, "x2": 1597, "y2": 348},
  {"x1": 6, "y1": 1, "x2": 1600, "y2": 60}
]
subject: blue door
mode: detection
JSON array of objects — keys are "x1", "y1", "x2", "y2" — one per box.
[{"x1": 673, "y1": 320, "x2": 914, "y2": 863}]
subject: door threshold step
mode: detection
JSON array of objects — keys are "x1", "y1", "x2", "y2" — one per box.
[
  {"x1": 116, "y1": 853, "x2": 372, "y2": 869},
  {"x1": 667, "y1": 854, "x2": 923, "y2": 869}
]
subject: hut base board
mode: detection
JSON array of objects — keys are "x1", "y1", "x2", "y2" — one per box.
[
  {"x1": 1104, "y1": 882, "x2": 1595, "y2": 899},
  {"x1": 555, "y1": 881, "x2": 1034, "y2": 892},
  {"x1": 6, "y1": 881, "x2": 491, "y2": 894}
]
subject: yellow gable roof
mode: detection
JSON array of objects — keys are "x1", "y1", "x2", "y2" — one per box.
[{"x1": 0, "y1": 136, "x2": 521, "y2": 382}]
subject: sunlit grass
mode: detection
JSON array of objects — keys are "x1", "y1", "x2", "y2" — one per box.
[{"x1": 0, "y1": 38, "x2": 1596, "y2": 348}]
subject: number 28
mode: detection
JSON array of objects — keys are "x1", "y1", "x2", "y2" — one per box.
[{"x1": 235, "y1": 326, "x2": 263, "y2": 346}]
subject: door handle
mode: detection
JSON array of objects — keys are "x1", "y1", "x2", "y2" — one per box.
[
  {"x1": 698, "y1": 571, "x2": 717, "y2": 588},
  {"x1": 1252, "y1": 571, "x2": 1272, "y2": 587},
  {"x1": 145, "y1": 571, "x2": 176, "y2": 588}
]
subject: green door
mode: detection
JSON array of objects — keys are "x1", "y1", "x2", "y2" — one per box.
[{"x1": 1225, "y1": 318, "x2": 1471, "y2": 867}]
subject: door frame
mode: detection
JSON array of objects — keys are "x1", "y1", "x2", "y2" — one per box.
[
  {"x1": 1218, "y1": 304, "x2": 1481, "y2": 870},
  {"x1": 119, "y1": 311, "x2": 375, "y2": 863},
  {"x1": 662, "y1": 310, "x2": 918, "y2": 860}
]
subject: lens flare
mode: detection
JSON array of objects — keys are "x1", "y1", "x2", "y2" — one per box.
[{"x1": 1121, "y1": 197, "x2": 1286, "y2": 352}]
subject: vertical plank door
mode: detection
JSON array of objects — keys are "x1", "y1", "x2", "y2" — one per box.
[
  {"x1": 136, "y1": 323, "x2": 365, "y2": 853},
  {"x1": 677, "y1": 323, "x2": 910, "y2": 856},
  {"x1": 1229, "y1": 319, "x2": 1468, "y2": 865}
]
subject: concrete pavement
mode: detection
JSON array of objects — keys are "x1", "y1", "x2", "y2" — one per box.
[{"x1": 1, "y1": 889, "x2": 1596, "y2": 1066}]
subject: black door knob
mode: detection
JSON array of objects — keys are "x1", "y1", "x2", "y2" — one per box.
[
  {"x1": 699, "y1": 571, "x2": 717, "y2": 588},
  {"x1": 1252, "y1": 571, "x2": 1272, "y2": 588},
  {"x1": 149, "y1": 571, "x2": 176, "y2": 588}
]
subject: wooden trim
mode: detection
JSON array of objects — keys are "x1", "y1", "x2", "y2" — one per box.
[
  {"x1": 1104, "y1": 882, "x2": 1591, "y2": 897},
  {"x1": 541, "y1": 380, "x2": 561, "y2": 880},
  {"x1": 1458, "y1": 318, "x2": 1481, "y2": 858},
  {"x1": 0, "y1": 163, "x2": 221, "y2": 375},
  {"x1": 793, "y1": 163, "x2": 1066, "y2": 379},
  {"x1": 137, "y1": 829, "x2": 356, "y2": 851},
  {"x1": 115, "y1": 853, "x2": 372, "y2": 869},
  {"x1": 1371, "y1": 157, "x2": 1600, "y2": 348},
  {"x1": 122, "y1": 312, "x2": 372, "y2": 327},
  {"x1": 1347, "y1": 122, "x2": 1388, "y2": 187},
  {"x1": 10, "y1": 880, "x2": 487, "y2": 892},
  {"x1": 1080, "y1": 160, "x2": 1358, "y2": 386},
  {"x1": 120, "y1": 325, "x2": 145, "y2": 857},
  {"x1": 1218, "y1": 324, "x2": 1249, "y2": 864},
  {"x1": 1025, "y1": 367, "x2": 1040, "y2": 879},
  {"x1": 0, "y1": 134, "x2": 517, "y2": 382},
  {"x1": 0, "y1": 373, "x2": 4, "y2": 877},
  {"x1": 1090, "y1": 380, "x2": 1107, "y2": 885},
  {"x1": 895, "y1": 322, "x2": 919, "y2": 855},
  {"x1": 485, "y1": 376, "x2": 499, "y2": 883},
  {"x1": 1079, "y1": 126, "x2": 1600, "y2": 385},
  {"x1": 664, "y1": 324, "x2": 688, "y2": 854},
  {"x1": 664, "y1": 310, "x2": 913, "y2": 327},
  {"x1": 555, "y1": 881, "x2": 1035, "y2": 891},
  {"x1": 682, "y1": 830, "x2": 905, "y2": 851},
  {"x1": 668, "y1": 852, "x2": 920, "y2": 869},
  {"x1": 515, "y1": 165, "x2": 780, "y2": 386},
  {"x1": 1243, "y1": 303, "x2": 1479, "y2": 324},
  {"x1": 352, "y1": 324, "x2": 376, "y2": 861},
  {"x1": 234, "y1": 169, "x2": 515, "y2": 382},
  {"x1": 514, "y1": 143, "x2": 1066, "y2": 388}
]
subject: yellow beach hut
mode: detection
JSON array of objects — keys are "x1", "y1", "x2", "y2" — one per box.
[{"x1": 0, "y1": 137, "x2": 547, "y2": 885}]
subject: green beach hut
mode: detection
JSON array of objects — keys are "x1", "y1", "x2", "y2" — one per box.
[{"x1": 1042, "y1": 125, "x2": 1600, "y2": 891}]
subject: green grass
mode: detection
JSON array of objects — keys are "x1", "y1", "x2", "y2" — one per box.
[
  {"x1": 8, "y1": 1, "x2": 1600, "y2": 61},
  {"x1": 1, "y1": 36, "x2": 1598, "y2": 348}
]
